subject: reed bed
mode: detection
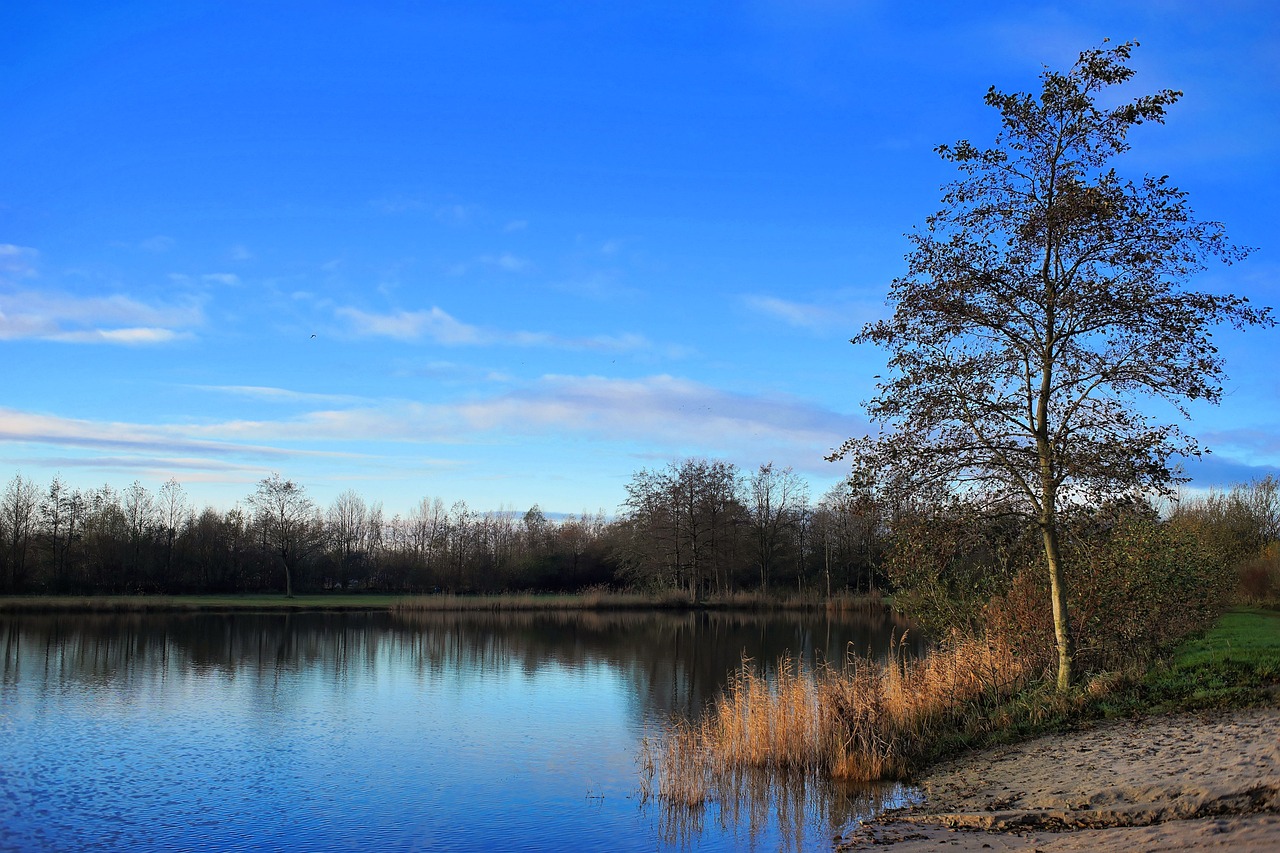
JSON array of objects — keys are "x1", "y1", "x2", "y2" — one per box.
[{"x1": 643, "y1": 628, "x2": 1040, "y2": 805}]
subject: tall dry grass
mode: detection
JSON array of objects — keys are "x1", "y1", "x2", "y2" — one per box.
[{"x1": 642, "y1": 628, "x2": 1040, "y2": 805}]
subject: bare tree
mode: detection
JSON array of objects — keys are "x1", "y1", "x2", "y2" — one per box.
[
  {"x1": 328, "y1": 488, "x2": 369, "y2": 587},
  {"x1": 1, "y1": 474, "x2": 40, "y2": 592},
  {"x1": 247, "y1": 473, "x2": 318, "y2": 598},
  {"x1": 619, "y1": 459, "x2": 744, "y2": 594},
  {"x1": 832, "y1": 42, "x2": 1273, "y2": 689},
  {"x1": 158, "y1": 479, "x2": 188, "y2": 583},
  {"x1": 748, "y1": 463, "x2": 807, "y2": 592}
]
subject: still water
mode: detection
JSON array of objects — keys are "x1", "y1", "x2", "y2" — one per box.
[{"x1": 1, "y1": 607, "x2": 918, "y2": 852}]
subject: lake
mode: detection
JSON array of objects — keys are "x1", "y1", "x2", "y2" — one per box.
[{"x1": 1, "y1": 607, "x2": 920, "y2": 852}]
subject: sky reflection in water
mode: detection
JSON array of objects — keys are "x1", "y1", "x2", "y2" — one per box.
[{"x1": 0, "y1": 609, "x2": 919, "y2": 851}]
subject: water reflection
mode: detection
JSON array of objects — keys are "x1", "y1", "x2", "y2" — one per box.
[
  {"x1": 648, "y1": 771, "x2": 917, "y2": 852},
  {"x1": 2, "y1": 607, "x2": 918, "y2": 723},
  {"x1": 0, "y1": 607, "x2": 920, "y2": 852}
]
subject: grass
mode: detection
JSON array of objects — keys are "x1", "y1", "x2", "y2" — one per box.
[
  {"x1": 642, "y1": 606, "x2": 1280, "y2": 806},
  {"x1": 1126, "y1": 606, "x2": 1280, "y2": 711}
]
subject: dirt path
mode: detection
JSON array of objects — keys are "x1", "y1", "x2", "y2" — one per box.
[{"x1": 837, "y1": 707, "x2": 1280, "y2": 851}]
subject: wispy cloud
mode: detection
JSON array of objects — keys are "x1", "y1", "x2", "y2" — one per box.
[
  {"x1": 336, "y1": 306, "x2": 485, "y2": 344},
  {"x1": 186, "y1": 375, "x2": 862, "y2": 471},
  {"x1": 479, "y1": 252, "x2": 532, "y2": 273},
  {"x1": 0, "y1": 244, "x2": 39, "y2": 280},
  {"x1": 0, "y1": 290, "x2": 202, "y2": 345},
  {"x1": 139, "y1": 235, "x2": 175, "y2": 252},
  {"x1": 202, "y1": 272, "x2": 240, "y2": 286},
  {"x1": 408, "y1": 361, "x2": 514, "y2": 384},
  {"x1": 191, "y1": 385, "x2": 367, "y2": 405},
  {"x1": 1194, "y1": 427, "x2": 1280, "y2": 467},
  {"x1": 435, "y1": 203, "x2": 480, "y2": 224},
  {"x1": 451, "y1": 375, "x2": 860, "y2": 460},
  {"x1": 335, "y1": 305, "x2": 685, "y2": 355},
  {"x1": 0, "y1": 371, "x2": 866, "y2": 484},
  {"x1": 0, "y1": 407, "x2": 297, "y2": 458},
  {"x1": 552, "y1": 272, "x2": 641, "y2": 302},
  {"x1": 11, "y1": 454, "x2": 260, "y2": 474},
  {"x1": 743, "y1": 294, "x2": 875, "y2": 333}
]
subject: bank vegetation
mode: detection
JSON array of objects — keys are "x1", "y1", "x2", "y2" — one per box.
[{"x1": 641, "y1": 478, "x2": 1280, "y2": 806}]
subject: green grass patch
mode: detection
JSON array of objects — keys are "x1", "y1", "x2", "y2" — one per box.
[{"x1": 1132, "y1": 606, "x2": 1280, "y2": 711}]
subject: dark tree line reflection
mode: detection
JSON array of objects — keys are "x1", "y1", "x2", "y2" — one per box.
[{"x1": 1, "y1": 606, "x2": 918, "y2": 724}]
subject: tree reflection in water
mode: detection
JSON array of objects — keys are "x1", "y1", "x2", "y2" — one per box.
[{"x1": 1, "y1": 604, "x2": 922, "y2": 851}]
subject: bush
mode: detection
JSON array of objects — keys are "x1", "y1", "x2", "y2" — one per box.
[
  {"x1": 1236, "y1": 543, "x2": 1280, "y2": 605},
  {"x1": 987, "y1": 510, "x2": 1232, "y2": 675}
]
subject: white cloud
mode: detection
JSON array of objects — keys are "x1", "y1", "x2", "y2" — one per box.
[
  {"x1": 744, "y1": 295, "x2": 833, "y2": 329},
  {"x1": 52, "y1": 328, "x2": 182, "y2": 345},
  {"x1": 374, "y1": 375, "x2": 858, "y2": 470},
  {"x1": 743, "y1": 294, "x2": 872, "y2": 333},
  {"x1": 0, "y1": 372, "x2": 866, "y2": 485},
  {"x1": 0, "y1": 290, "x2": 202, "y2": 344},
  {"x1": 157, "y1": 375, "x2": 856, "y2": 475},
  {"x1": 336, "y1": 306, "x2": 484, "y2": 344},
  {"x1": 0, "y1": 244, "x2": 39, "y2": 280},
  {"x1": 202, "y1": 272, "x2": 240, "y2": 286},
  {"x1": 503, "y1": 220, "x2": 528, "y2": 232},
  {"x1": 229, "y1": 244, "x2": 253, "y2": 261},
  {"x1": 335, "y1": 304, "x2": 684, "y2": 355},
  {"x1": 0, "y1": 407, "x2": 295, "y2": 458},
  {"x1": 192, "y1": 385, "x2": 366, "y2": 405},
  {"x1": 441, "y1": 375, "x2": 862, "y2": 472}
]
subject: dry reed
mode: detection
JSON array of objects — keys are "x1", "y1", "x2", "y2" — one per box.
[{"x1": 643, "y1": 628, "x2": 1039, "y2": 802}]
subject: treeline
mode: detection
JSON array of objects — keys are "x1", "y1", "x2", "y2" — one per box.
[
  {"x1": 0, "y1": 460, "x2": 884, "y2": 597},
  {"x1": 2, "y1": 465, "x2": 1276, "y2": 614}
]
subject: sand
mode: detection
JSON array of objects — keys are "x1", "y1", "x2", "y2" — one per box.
[{"x1": 836, "y1": 707, "x2": 1280, "y2": 851}]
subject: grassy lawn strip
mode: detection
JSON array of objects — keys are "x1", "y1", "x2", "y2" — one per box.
[{"x1": 1131, "y1": 606, "x2": 1280, "y2": 712}]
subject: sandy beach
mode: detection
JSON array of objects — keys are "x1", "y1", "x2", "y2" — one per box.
[{"x1": 838, "y1": 707, "x2": 1280, "y2": 851}]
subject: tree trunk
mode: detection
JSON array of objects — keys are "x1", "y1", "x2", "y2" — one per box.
[{"x1": 1040, "y1": 518, "x2": 1072, "y2": 690}]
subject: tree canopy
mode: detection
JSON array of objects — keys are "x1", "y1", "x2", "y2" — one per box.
[{"x1": 832, "y1": 41, "x2": 1274, "y2": 689}]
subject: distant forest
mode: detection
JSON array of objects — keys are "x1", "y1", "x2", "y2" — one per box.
[{"x1": 0, "y1": 460, "x2": 888, "y2": 597}]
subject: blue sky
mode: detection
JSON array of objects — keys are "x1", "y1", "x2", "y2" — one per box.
[{"x1": 4, "y1": 0, "x2": 1278, "y2": 516}]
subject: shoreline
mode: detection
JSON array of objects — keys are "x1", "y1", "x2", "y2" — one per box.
[
  {"x1": 838, "y1": 706, "x2": 1280, "y2": 851},
  {"x1": 0, "y1": 590, "x2": 889, "y2": 614}
]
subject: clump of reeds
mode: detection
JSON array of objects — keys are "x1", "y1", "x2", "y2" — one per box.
[
  {"x1": 645, "y1": 628, "x2": 1039, "y2": 799},
  {"x1": 638, "y1": 727, "x2": 711, "y2": 808}
]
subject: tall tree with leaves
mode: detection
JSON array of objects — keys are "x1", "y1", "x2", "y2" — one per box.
[{"x1": 831, "y1": 42, "x2": 1273, "y2": 690}]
